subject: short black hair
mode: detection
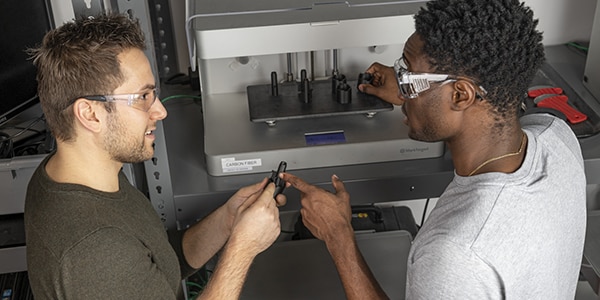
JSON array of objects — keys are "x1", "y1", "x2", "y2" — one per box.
[{"x1": 414, "y1": 0, "x2": 545, "y2": 119}]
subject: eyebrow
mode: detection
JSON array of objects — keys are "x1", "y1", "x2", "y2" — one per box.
[
  {"x1": 136, "y1": 83, "x2": 156, "y2": 93},
  {"x1": 401, "y1": 54, "x2": 410, "y2": 69}
]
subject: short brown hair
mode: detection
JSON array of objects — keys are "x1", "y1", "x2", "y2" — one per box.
[{"x1": 30, "y1": 13, "x2": 146, "y2": 142}]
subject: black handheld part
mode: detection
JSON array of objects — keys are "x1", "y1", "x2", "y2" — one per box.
[
  {"x1": 336, "y1": 79, "x2": 352, "y2": 104},
  {"x1": 357, "y1": 72, "x2": 374, "y2": 90},
  {"x1": 269, "y1": 161, "x2": 287, "y2": 197},
  {"x1": 270, "y1": 71, "x2": 278, "y2": 96}
]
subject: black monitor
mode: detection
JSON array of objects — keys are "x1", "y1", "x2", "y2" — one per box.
[{"x1": 0, "y1": 0, "x2": 54, "y2": 127}]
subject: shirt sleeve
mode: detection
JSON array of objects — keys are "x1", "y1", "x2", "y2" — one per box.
[
  {"x1": 406, "y1": 239, "x2": 504, "y2": 300},
  {"x1": 58, "y1": 227, "x2": 179, "y2": 300}
]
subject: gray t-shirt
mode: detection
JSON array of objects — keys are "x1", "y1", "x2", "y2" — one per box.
[{"x1": 406, "y1": 114, "x2": 587, "y2": 299}]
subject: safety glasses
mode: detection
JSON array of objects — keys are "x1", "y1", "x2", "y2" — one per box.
[
  {"x1": 72, "y1": 88, "x2": 160, "y2": 112},
  {"x1": 394, "y1": 57, "x2": 486, "y2": 100}
]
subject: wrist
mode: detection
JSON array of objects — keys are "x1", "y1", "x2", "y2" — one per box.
[
  {"x1": 323, "y1": 223, "x2": 355, "y2": 251},
  {"x1": 217, "y1": 205, "x2": 235, "y2": 236},
  {"x1": 202, "y1": 238, "x2": 255, "y2": 299},
  {"x1": 224, "y1": 234, "x2": 258, "y2": 263}
]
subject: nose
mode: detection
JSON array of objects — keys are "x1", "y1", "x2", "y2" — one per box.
[{"x1": 149, "y1": 97, "x2": 168, "y2": 120}]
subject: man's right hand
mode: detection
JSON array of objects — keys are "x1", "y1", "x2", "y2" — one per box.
[
  {"x1": 280, "y1": 173, "x2": 354, "y2": 245},
  {"x1": 228, "y1": 183, "x2": 281, "y2": 256},
  {"x1": 358, "y1": 62, "x2": 405, "y2": 106}
]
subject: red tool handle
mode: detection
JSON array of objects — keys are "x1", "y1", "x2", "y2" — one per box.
[
  {"x1": 528, "y1": 87, "x2": 563, "y2": 98},
  {"x1": 536, "y1": 95, "x2": 587, "y2": 124}
]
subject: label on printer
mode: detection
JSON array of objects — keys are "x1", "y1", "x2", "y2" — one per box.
[{"x1": 221, "y1": 157, "x2": 262, "y2": 173}]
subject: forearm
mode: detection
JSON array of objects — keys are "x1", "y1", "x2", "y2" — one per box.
[
  {"x1": 182, "y1": 205, "x2": 233, "y2": 269},
  {"x1": 325, "y1": 231, "x2": 389, "y2": 300},
  {"x1": 196, "y1": 238, "x2": 255, "y2": 299}
]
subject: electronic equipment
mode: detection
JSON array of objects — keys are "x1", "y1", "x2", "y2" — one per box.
[
  {"x1": 0, "y1": 0, "x2": 161, "y2": 277},
  {"x1": 187, "y1": 0, "x2": 445, "y2": 177},
  {"x1": 293, "y1": 204, "x2": 419, "y2": 240},
  {"x1": 0, "y1": 0, "x2": 54, "y2": 127},
  {"x1": 0, "y1": 0, "x2": 55, "y2": 276},
  {"x1": 583, "y1": 0, "x2": 600, "y2": 102}
]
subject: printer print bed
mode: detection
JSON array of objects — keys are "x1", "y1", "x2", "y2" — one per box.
[{"x1": 247, "y1": 77, "x2": 393, "y2": 123}]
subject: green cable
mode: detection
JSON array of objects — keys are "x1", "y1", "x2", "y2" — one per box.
[
  {"x1": 566, "y1": 42, "x2": 589, "y2": 52},
  {"x1": 186, "y1": 281, "x2": 204, "y2": 290},
  {"x1": 188, "y1": 291, "x2": 199, "y2": 300}
]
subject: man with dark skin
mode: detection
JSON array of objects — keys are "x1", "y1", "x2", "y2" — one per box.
[{"x1": 281, "y1": 0, "x2": 586, "y2": 298}]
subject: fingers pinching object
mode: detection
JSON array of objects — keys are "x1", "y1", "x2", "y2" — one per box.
[{"x1": 269, "y1": 161, "x2": 287, "y2": 198}]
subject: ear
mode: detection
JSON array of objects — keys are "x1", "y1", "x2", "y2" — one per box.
[
  {"x1": 72, "y1": 99, "x2": 103, "y2": 133},
  {"x1": 450, "y1": 80, "x2": 479, "y2": 111}
]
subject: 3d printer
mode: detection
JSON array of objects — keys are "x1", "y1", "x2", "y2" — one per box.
[{"x1": 186, "y1": 0, "x2": 444, "y2": 176}]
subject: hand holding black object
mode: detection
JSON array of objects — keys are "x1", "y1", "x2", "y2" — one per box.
[{"x1": 269, "y1": 161, "x2": 287, "y2": 197}]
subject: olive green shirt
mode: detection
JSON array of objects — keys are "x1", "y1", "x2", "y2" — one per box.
[{"x1": 25, "y1": 154, "x2": 195, "y2": 299}]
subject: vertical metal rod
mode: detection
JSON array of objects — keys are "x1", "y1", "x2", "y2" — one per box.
[
  {"x1": 270, "y1": 71, "x2": 278, "y2": 96},
  {"x1": 299, "y1": 69, "x2": 307, "y2": 93},
  {"x1": 332, "y1": 49, "x2": 339, "y2": 77},
  {"x1": 310, "y1": 51, "x2": 315, "y2": 81},
  {"x1": 286, "y1": 53, "x2": 294, "y2": 82},
  {"x1": 303, "y1": 78, "x2": 311, "y2": 103}
]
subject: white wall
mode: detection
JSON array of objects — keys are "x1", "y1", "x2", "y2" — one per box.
[
  {"x1": 47, "y1": 0, "x2": 600, "y2": 73},
  {"x1": 524, "y1": 0, "x2": 597, "y2": 45},
  {"x1": 170, "y1": 0, "x2": 598, "y2": 75}
]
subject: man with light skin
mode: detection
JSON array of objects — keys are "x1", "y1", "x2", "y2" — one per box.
[
  {"x1": 25, "y1": 14, "x2": 285, "y2": 299},
  {"x1": 281, "y1": 0, "x2": 586, "y2": 298}
]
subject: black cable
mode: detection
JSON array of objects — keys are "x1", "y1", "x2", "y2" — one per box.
[
  {"x1": 8, "y1": 116, "x2": 45, "y2": 140},
  {"x1": 421, "y1": 198, "x2": 430, "y2": 227},
  {"x1": 0, "y1": 132, "x2": 13, "y2": 159},
  {"x1": 0, "y1": 115, "x2": 48, "y2": 158},
  {"x1": 164, "y1": 73, "x2": 191, "y2": 85},
  {"x1": 13, "y1": 141, "x2": 44, "y2": 156},
  {"x1": 1, "y1": 126, "x2": 43, "y2": 135}
]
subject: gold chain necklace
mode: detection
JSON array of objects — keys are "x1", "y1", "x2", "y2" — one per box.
[{"x1": 468, "y1": 132, "x2": 527, "y2": 176}]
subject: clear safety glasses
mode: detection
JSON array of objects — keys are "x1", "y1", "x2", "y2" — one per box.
[
  {"x1": 394, "y1": 57, "x2": 486, "y2": 100},
  {"x1": 73, "y1": 88, "x2": 160, "y2": 112}
]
